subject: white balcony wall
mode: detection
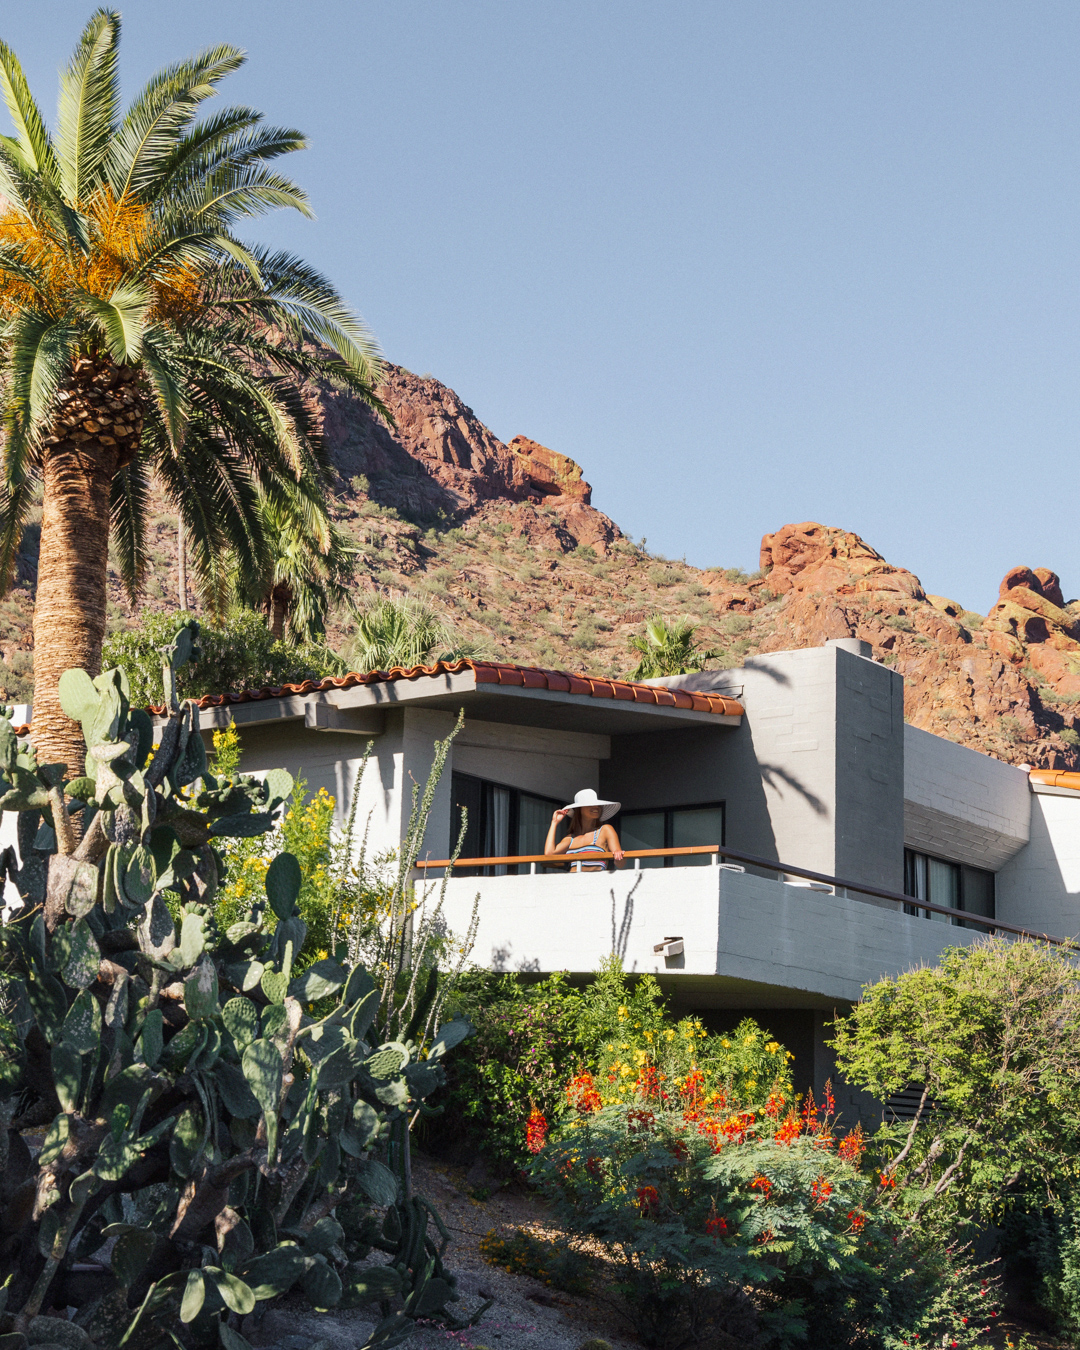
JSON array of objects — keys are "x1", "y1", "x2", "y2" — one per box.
[
  {"x1": 996, "y1": 786, "x2": 1080, "y2": 938},
  {"x1": 434, "y1": 863, "x2": 981, "y2": 1007}
]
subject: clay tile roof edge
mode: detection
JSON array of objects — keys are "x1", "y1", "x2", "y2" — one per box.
[{"x1": 22, "y1": 660, "x2": 744, "y2": 729}]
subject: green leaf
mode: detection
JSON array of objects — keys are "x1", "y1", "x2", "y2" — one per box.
[
  {"x1": 341, "y1": 1264, "x2": 402, "y2": 1305},
  {"x1": 169, "y1": 1106, "x2": 202, "y2": 1179},
  {"x1": 242, "y1": 1038, "x2": 282, "y2": 1119},
  {"x1": 289, "y1": 958, "x2": 347, "y2": 1003},
  {"x1": 180, "y1": 1269, "x2": 207, "y2": 1324},
  {"x1": 261, "y1": 1003, "x2": 289, "y2": 1040},
  {"x1": 340, "y1": 1099, "x2": 379, "y2": 1158},
  {"x1": 184, "y1": 958, "x2": 219, "y2": 1021},
  {"x1": 210, "y1": 811, "x2": 275, "y2": 838},
  {"x1": 39, "y1": 1112, "x2": 71, "y2": 1166},
  {"x1": 222, "y1": 996, "x2": 259, "y2": 1048},
  {"x1": 263, "y1": 768, "x2": 293, "y2": 809},
  {"x1": 138, "y1": 1008, "x2": 163, "y2": 1067},
  {"x1": 124, "y1": 845, "x2": 157, "y2": 905},
  {"x1": 210, "y1": 1269, "x2": 255, "y2": 1316},
  {"x1": 354, "y1": 1159, "x2": 398, "y2": 1207},
  {"x1": 111, "y1": 1227, "x2": 156, "y2": 1288},
  {"x1": 63, "y1": 987, "x2": 102, "y2": 1053},
  {"x1": 213, "y1": 1061, "x2": 261, "y2": 1119},
  {"x1": 264, "y1": 851, "x2": 301, "y2": 919},
  {"x1": 179, "y1": 911, "x2": 208, "y2": 966},
  {"x1": 58, "y1": 668, "x2": 99, "y2": 724},
  {"x1": 301, "y1": 1257, "x2": 342, "y2": 1310},
  {"x1": 341, "y1": 962, "x2": 376, "y2": 1008},
  {"x1": 302, "y1": 1217, "x2": 343, "y2": 1255},
  {"x1": 260, "y1": 969, "x2": 288, "y2": 1005},
  {"x1": 240, "y1": 1243, "x2": 310, "y2": 1301},
  {"x1": 427, "y1": 1018, "x2": 473, "y2": 1061},
  {"x1": 51, "y1": 1041, "x2": 81, "y2": 1112},
  {"x1": 62, "y1": 917, "x2": 101, "y2": 988},
  {"x1": 218, "y1": 1324, "x2": 253, "y2": 1350}
]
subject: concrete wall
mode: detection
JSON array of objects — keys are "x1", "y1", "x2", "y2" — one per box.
[
  {"x1": 613, "y1": 643, "x2": 905, "y2": 891},
  {"x1": 996, "y1": 786, "x2": 1080, "y2": 938},
  {"x1": 437, "y1": 864, "x2": 980, "y2": 1005},
  {"x1": 452, "y1": 721, "x2": 605, "y2": 805},
  {"x1": 903, "y1": 724, "x2": 1030, "y2": 870}
]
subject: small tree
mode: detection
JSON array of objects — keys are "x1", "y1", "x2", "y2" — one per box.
[
  {"x1": 627, "y1": 616, "x2": 719, "y2": 680},
  {"x1": 830, "y1": 936, "x2": 1080, "y2": 1226},
  {"x1": 348, "y1": 594, "x2": 478, "y2": 673}
]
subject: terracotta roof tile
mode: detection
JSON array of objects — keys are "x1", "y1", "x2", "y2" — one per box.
[
  {"x1": 1029, "y1": 768, "x2": 1080, "y2": 792},
  {"x1": 12, "y1": 661, "x2": 744, "y2": 734}
]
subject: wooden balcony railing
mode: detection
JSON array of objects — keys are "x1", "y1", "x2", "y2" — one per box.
[{"x1": 412, "y1": 843, "x2": 1077, "y2": 950}]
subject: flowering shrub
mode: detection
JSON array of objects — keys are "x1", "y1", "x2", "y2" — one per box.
[{"x1": 532, "y1": 1078, "x2": 1000, "y2": 1350}]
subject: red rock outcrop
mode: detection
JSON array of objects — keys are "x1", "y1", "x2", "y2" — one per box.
[{"x1": 507, "y1": 435, "x2": 592, "y2": 504}]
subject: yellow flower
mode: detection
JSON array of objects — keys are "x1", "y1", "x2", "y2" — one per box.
[
  {"x1": 721, "y1": 1039, "x2": 731, "y2": 1048},
  {"x1": 617, "y1": 1006, "x2": 629, "y2": 1020},
  {"x1": 665, "y1": 1030, "x2": 675, "y2": 1042}
]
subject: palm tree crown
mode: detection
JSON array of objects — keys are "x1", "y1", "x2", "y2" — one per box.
[
  {"x1": 627, "y1": 615, "x2": 720, "y2": 680},
  {"x1": 349, "y1": 594, "x2": 480, "y2": 674},
  {"x1": 0, "y1": 10, "x2": 382, "y2": 772}
]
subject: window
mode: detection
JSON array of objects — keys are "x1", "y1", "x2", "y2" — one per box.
[
  {"x1": 450, "y1": 773, "x2": 561, "y2": 874},
  {"x1": 903, "y1": 848, "x2": 995, "y2": 927},
  {"x1": 616, "y1": 803, "x2": 725, "y2": 867}
]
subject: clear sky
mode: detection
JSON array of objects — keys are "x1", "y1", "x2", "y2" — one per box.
[{"x1": 4, "y1": 2, "x2": 1080, "y2": 613}]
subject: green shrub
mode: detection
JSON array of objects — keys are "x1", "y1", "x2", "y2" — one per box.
[
  {"x1": 884, "y1": 614, "x2": 914, "y2": 632},
  {"x1": 535, "y1": 1084, "x2": 997, "y2": 1349},
  {"x1": 720, "y1": 613, "x2": 751, "y2": 636},
  {"x1": 103, "y1": 609, "x2": 345, "y2": 708},
  {"x1": 1060, "y1": 727, "x2": 1080, "y2": 749}
]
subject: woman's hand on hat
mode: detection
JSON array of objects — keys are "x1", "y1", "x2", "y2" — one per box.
[{"x1": 552, "y1": 808, "x2": 568, "y2": 823}]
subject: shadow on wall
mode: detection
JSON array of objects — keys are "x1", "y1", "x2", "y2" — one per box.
[{"x1": 758, "y1": 763, "x2": 828, "y2": 818}]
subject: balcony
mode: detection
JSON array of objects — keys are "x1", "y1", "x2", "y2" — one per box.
[{"x1": 417, "y1": 847, "x2": 1061, "y2": 1009}]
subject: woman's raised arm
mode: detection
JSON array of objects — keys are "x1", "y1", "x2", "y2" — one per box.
[{"x1": 545, "y1": 808, "x2": 571, "y2": 855}]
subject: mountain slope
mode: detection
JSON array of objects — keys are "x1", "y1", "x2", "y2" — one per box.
[{"x1": 1, "y1": 364, "x2": 1076, "y2": 771}]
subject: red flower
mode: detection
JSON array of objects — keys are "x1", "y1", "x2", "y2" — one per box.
[
  {"x1": 773, "y1": 1111, "x2": 802, "y2": 1146},
  {"x1": 847, "y1": 1209, "x2": 866, "y2": 1233},
  {"x1": 878, "y1": 1170, "x2": 896, "y2": 1190},
  {"x1": 705, "y1": 1214, "x2": 728, "y2": 1236},
  {"x1": 765, "y1": 1092, "x2": 786, "y2": 1119},
  {"x1": 636, "y1": 1185, "x2": 660, "y2": 1214},
  {"x1": 566, "y1": 1071, "x2": 602, "y2": 1114},
  {"x1": 681, "y1": 1068, "x2": 706, "y2": 1109},
  {"x1": 635, "y1": 1065, "x2": 665, "y2": 1101},
  {"x1": 626, "y1": 1109, "x2": 656, "y2": 1135},
  {"x1": 750, "y1": 1173, "x2": 773, "y2": 1201},
  {"x1": 810, "y1": 1173, "x2": 833, "y2": 1205},
  {"x1": 837, "y1": 1124, "x2": 866, "y2": 1165},
  {"x1": 525, "y1": 1106, "x2": 547, "y2": 1154},
  {"x1": 585, "y1": 1155, "x2": 603, "y2": 1177}
]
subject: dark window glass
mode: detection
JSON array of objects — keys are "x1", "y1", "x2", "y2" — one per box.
[
  {"x1": 617, "y1": 803, "x2": 725, "y2": 867},
  {"x1": 903, "y1": 848, "x2": 994, "y2": 926},
  {"x1": 450, "y1": 772, "x2": 562, "y2": 875}
]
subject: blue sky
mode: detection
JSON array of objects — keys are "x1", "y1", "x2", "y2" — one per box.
[{"x1": 5, "y1": 2, "x2": 1080, "y2": 612}]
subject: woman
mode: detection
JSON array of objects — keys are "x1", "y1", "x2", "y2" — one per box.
[{"x1": 545, "y1": 788, "x2": 625, "y2": 870}]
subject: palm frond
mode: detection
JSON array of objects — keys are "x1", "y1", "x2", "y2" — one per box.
[
  {"x1": 140, "y1": 326, "x2": 189, "y2": 451},
  {"x1": 56, "y1": 9, "x2": 121, "y2": 203},
  {"x1": 0, "y1": 466, "x2": 38, "y2": 596},
  {"x1": 2, "y1": 311, "x2": 75, "y2": 456},
  {"x1": 76, "y1": 283, "x2": 149, "y2": 362},
  {"x1": 109, "y1": 452, "x2": 150, "y2": 600},
  {"x1": 0, "y1": 38, "x2": 58, "y2": 182},
  {"x1": 106, "y1": 44, "x2": 245, "y2": 201}
]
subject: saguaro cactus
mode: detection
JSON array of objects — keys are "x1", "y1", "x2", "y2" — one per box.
[{"x1": 0, "y1": 621, "x2": 478, "y2": 1350}]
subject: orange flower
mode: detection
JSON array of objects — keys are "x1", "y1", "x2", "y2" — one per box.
[
  {"x1": 750, "y1": 1173, "x2": 773, "y2": 1201},
  {"x1": 773, "y1": 1111, "x2": 802, "y2": 1146},
  {"x1": 848, "y1": 1209, "x2": 867, "y2": 1233},
  {"x1": 636, "y1": 1185, "x2": 660, "y2": 1214},
  {"x1": 810, "y1": 1173, "x2": 833, "y2": 1204},
  {"x1": 525, "y1": 1106, "x2": 548, "y2": 1154},
  {"x1": 566, "y1": 1071, "x2": 602, "y2": 1114},
  {"x1": 626, "y1": 1109, "x2": 656, "y2": 1135},
  {"x1": 837, "y1": 1124, "x2": 866, "y2": 1165}
]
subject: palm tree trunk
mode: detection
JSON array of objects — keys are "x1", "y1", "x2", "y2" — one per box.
[
  {"x1": 268, "y1": 585, "x2": 290, "y2": 641},
  {"x1": 31, "y1": 358, "x2": 143, "y2": 777},
  {"x1": 32, "y1": 440, "x2": 117, "y2": 776},
  {"x1": 178, "y1": 516, "x2": 188, "y2": 610}
]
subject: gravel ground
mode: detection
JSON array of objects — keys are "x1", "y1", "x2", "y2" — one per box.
[{"x1": 243, "y1": 1152, "x2": 637, "y2": 1350}]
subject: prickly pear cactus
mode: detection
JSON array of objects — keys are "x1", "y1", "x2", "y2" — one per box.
[{"x1": 0, "y1": 622, "x2": 478, "y2": 1350}]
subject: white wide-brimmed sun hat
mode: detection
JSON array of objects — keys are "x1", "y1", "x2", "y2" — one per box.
[{"x1": 561, "y1": 788, "x2": 621, "y2": 822}]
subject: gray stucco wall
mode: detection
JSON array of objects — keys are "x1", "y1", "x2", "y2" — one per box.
[{"x1": 606, "y1": 644, "x2": 904, "y2": 891}]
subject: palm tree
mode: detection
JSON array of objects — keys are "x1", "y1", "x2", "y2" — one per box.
[
  {"x1": 0, "y1": 12, "x2": 384, "y2": 773},
  {"x1": 627, "y1": 616, "x2": 720, "y2": 680},
  {"x1": 245, "y1": 490, "x2": 359, "y2": 643},
  {"x1": 349, "y1": 594, "x2": 480, "y2": 673}
]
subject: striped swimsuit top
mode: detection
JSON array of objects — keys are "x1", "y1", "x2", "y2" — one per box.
[{"x1": 566, "y1": 828, "x2": 606, "y2": 859}]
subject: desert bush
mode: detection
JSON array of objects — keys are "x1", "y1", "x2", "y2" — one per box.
[
  {"x1": 103, "y1": 609, "x2": 345, "y2": 708},
  {"x1": 535, "y1": 1081, "x2": 997, "y2": 1350},
  {"x1": 720, "y1": 614, "x2": 751, "y2": 636},
  {"x1": 648, "y1": 565, "x2": 684, "y2": 588},
  {"x1": 0, "y1": 623, "x2": 483, "y2": 1348}
]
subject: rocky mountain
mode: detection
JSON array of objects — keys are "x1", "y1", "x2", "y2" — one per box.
[{"x1": 0, "y1": 364, "x2": 1076, "y2": 771}]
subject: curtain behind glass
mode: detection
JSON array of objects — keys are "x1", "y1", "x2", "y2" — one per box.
[
  {"x1": 620, "y1": 812, "x2": 665, "y2": 867},
  {"x1": 671, "y1": 806, "x2": 724, "y2": 866}
]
